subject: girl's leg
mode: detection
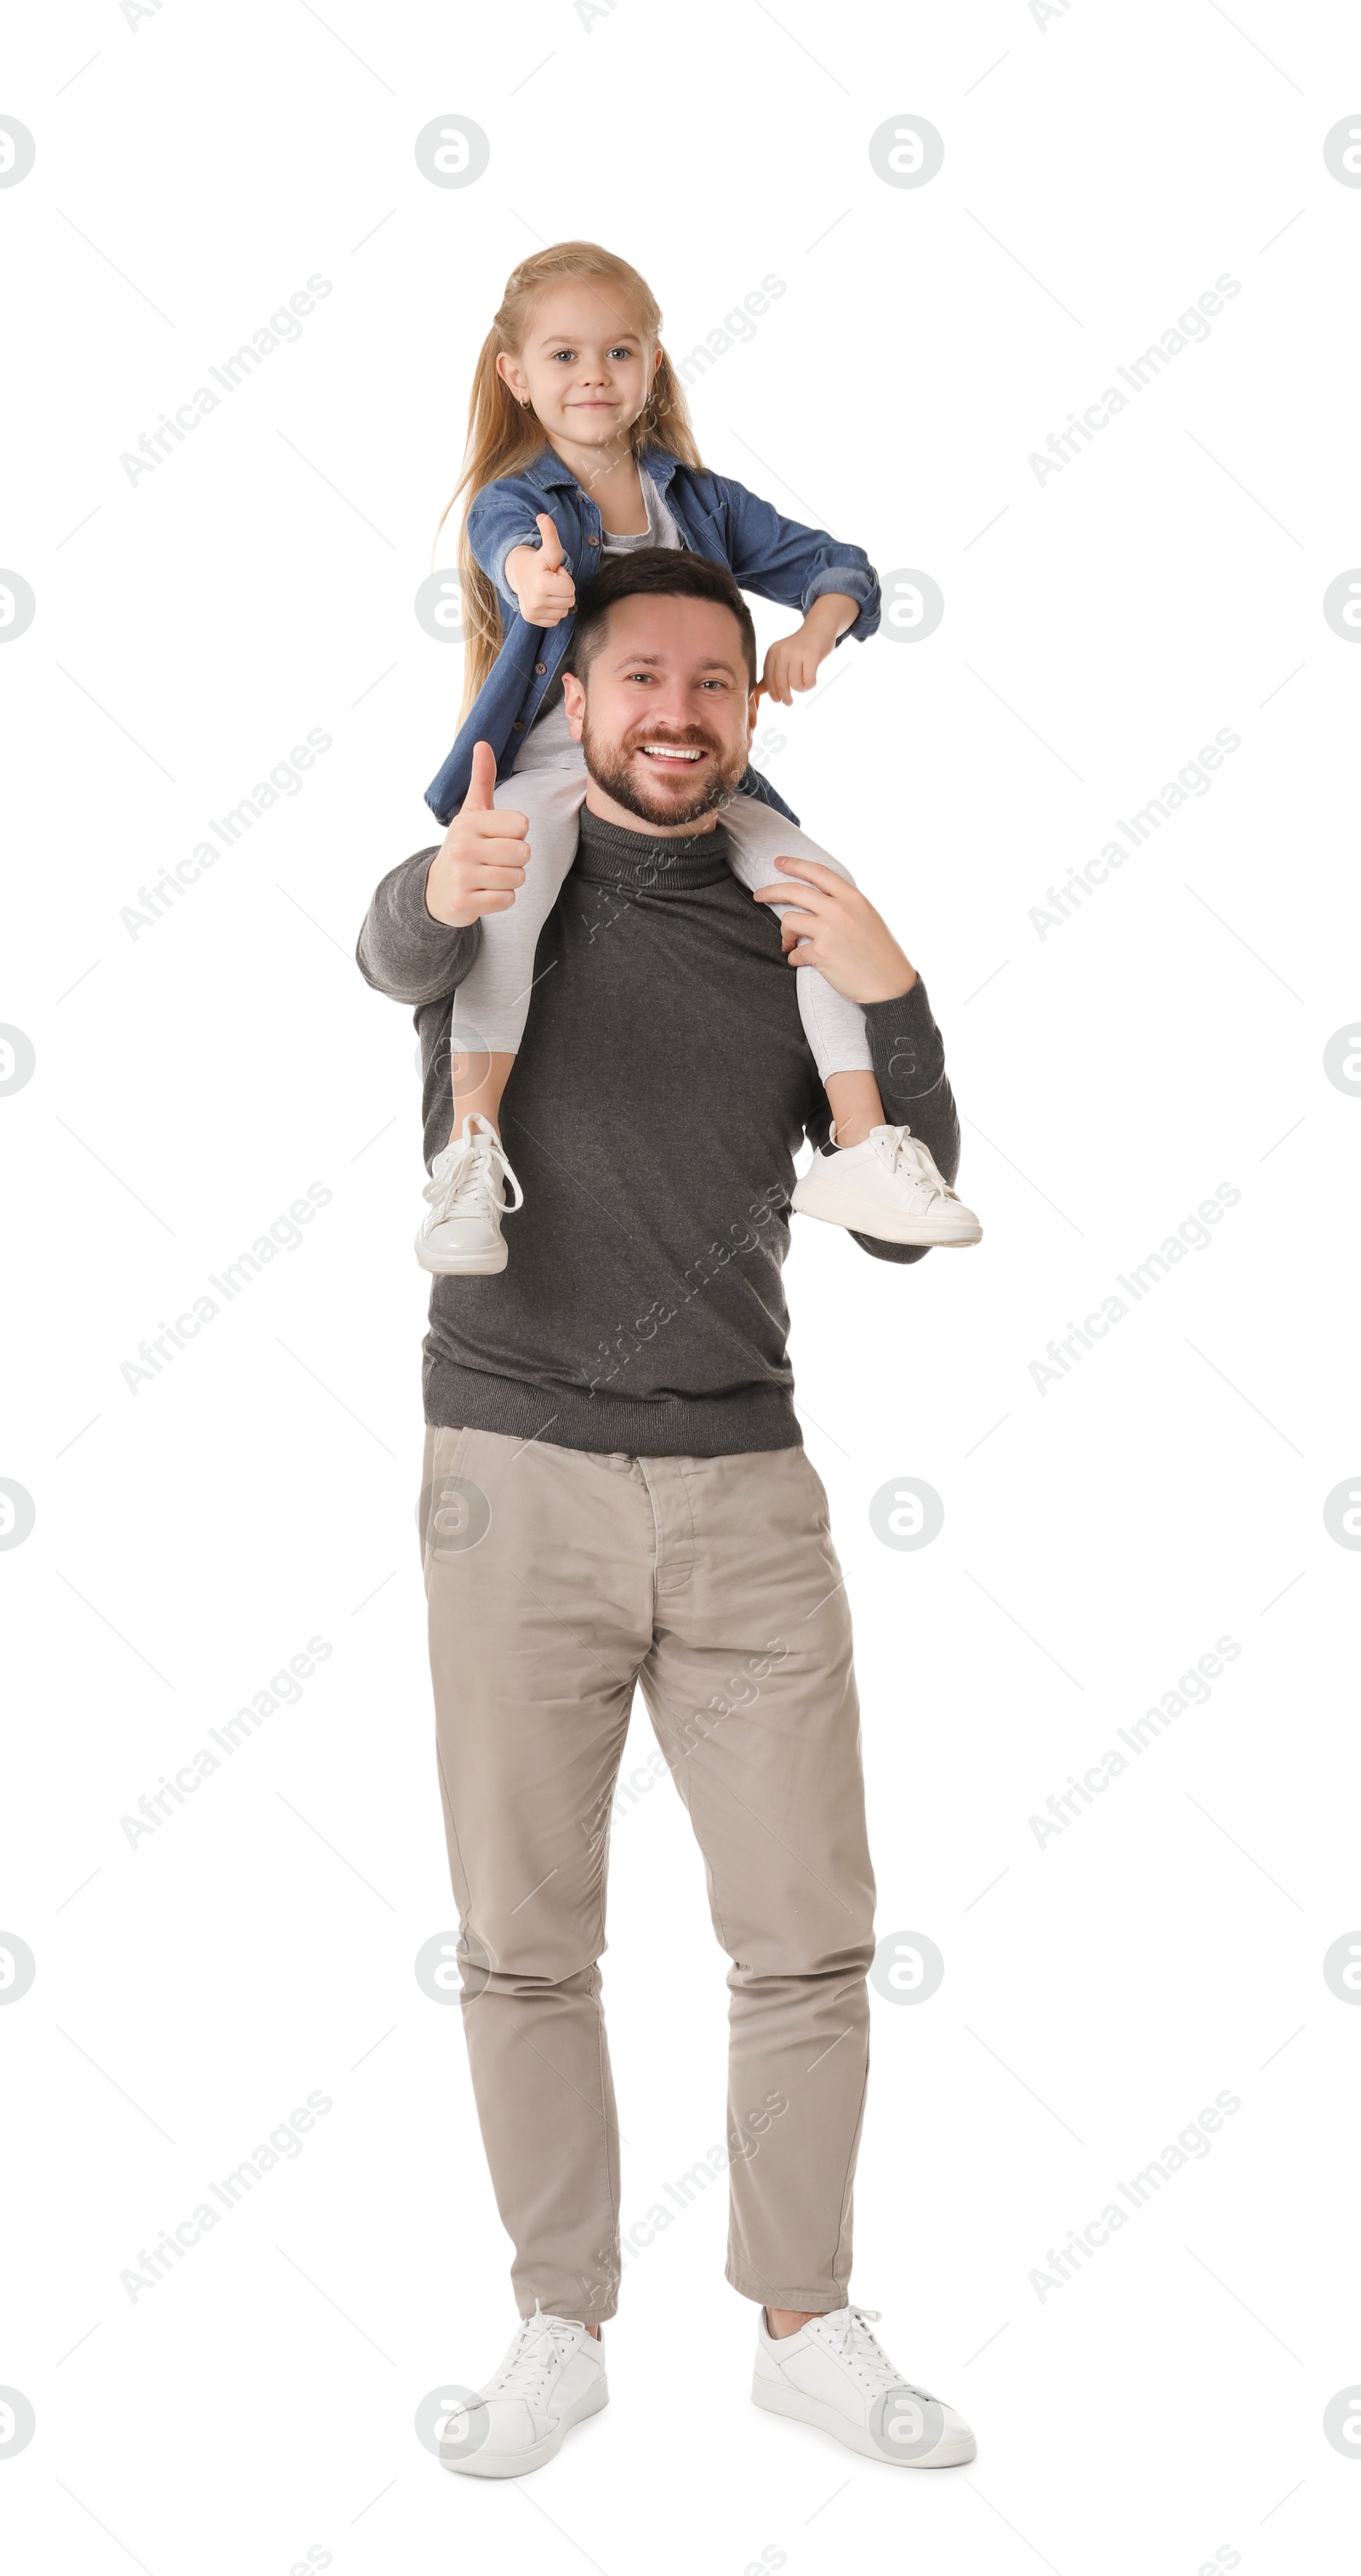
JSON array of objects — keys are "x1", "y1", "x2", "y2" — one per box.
[
  {"x1": 720, "y1": 798, "x2": 884, "y2": 1143},
  {"x1": 447, "y1": 756, "x2": 587, "y2": 1136}
]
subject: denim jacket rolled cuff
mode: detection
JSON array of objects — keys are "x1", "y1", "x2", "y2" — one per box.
[
  {"x1": 803, "y1": 562, "x2": 878, "y2": 642},
  {"x1": 487, "y1": 526, "x2": 546, "y2": 610},
  {"x1": 467, "y1": 481, "x2": 557, "y2": 606}
]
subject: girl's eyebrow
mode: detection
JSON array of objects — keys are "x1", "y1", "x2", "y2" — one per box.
[{"x1": 537, "y1": 329, "x2": 641, "y2": 347}]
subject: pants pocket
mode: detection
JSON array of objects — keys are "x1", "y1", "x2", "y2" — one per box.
[{"x1": 419, "y1": 1425, "x2": 474, "y2": 1569}]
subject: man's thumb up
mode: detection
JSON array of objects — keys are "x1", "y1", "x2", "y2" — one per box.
[
  {"x1": 535, "y1": 512, "x2": 565, "y2": 570},
  {"x1": 464, "y1": 739, "x2": 497, "y2": 812}
]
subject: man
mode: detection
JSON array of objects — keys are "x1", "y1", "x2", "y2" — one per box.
[{"x1": 357, "y1": 552, "x2": 978, "y2": 2479}]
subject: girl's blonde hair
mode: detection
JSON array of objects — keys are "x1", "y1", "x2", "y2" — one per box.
[{"x1": 439, "y1": 241, "x2": 703, "y2": 715}]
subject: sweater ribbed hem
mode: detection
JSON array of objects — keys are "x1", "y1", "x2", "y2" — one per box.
[{"x1": 423, "y1": 1355, "x2": 802, "y2": 1458}]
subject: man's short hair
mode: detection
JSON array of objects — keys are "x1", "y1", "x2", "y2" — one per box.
[{"x1": 563, "y1": 549, "x2": 758, "y2": 689}]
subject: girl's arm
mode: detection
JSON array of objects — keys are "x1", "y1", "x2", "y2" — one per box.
[
  {"x1": 763, "y1": 592, "x2": 860, "y2": 704},
  {"x1": 468, "y1": 484, "x2": 577, "y2": 624},
  {"x1": 710, "y1": 475, "x2": 879, "y2": 626},
  {"x1": 706, "y1": 473, "x2": 880, "y2": 702}
]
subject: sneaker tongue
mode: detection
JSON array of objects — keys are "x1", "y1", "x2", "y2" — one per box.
[
  {"x1": 495, "y1": 2317, "x2": 561, "y2": 2390},
  {"x1": 878, "y1": 1129, "x2": 938, "y2": 1189},
  {"x1": 829, "y1": 2309, "x2": 896, "y2": 2372}
]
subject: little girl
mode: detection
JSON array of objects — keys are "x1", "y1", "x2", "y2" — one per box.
[{"x1": 416, "y1": 240, "x2": 979, "y2": 1271}]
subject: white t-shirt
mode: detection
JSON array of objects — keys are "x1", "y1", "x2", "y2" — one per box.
[
  {"x1": 600, "y1": 466, "x2": 682, "y2": 554},
  {"x1": 512, "y1": 467, "x2": 683, "y2": 771}
]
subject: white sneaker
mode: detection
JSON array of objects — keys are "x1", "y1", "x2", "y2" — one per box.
[
  {"x1": 752, "y1": 2304, "x2": 976, "y2": 2467},
  {"x1": 416, "y1": 1114, "x2": 524, "y2": 1275},
  {"x1": 440, "y1": 2301, "x2": 608, "y2": 2479},
  {"x1": 792, "y1": 1124, "x2": 982, "y2": 1247}
]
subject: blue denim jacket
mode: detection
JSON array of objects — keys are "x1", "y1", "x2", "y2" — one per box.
[{"x1": 424, "y1": 444, "x2": 880, "y2": 826}]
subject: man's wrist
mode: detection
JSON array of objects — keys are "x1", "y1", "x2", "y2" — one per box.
[
  {"x1": 856, "y1": 965, "x2": 918, "y2": 1004},
  {"x1": 424, "y1": 851, "x2": 472, "y2": 929}
]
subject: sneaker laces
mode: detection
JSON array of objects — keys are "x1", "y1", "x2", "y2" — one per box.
[
  {"x1": 423, "y1": 1114, "x2": 523, "y2": 1224},
  {"x1": 816, "y1": 2306, "x2": 934, "y2": 2400},
  {"x1": 869, "y1": 1124, "x2": 959, "y2": 1204},
  {"x1": 486, "y1": 2302, "x2": 589, "y2": 2405}
]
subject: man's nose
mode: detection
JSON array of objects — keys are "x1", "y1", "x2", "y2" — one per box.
[{"x1": 650, "y1": 683, "x2": 706, "y2": 730}]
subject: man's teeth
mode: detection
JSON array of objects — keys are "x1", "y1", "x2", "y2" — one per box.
[{"x1": 639, "y1": 744, "x2": 703, "y2": 759}]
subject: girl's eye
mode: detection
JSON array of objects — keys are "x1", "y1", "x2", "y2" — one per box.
[
  {"x1": 550, "y1": 348, "x2": 576, "y2": 363},
  {"x1": 608, "y1": 346, "x2": 633, "y2": 361}
]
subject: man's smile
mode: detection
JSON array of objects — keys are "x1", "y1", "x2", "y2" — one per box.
[{"x1": 630, "y1": 736, "x2": 715, "y2": 772}]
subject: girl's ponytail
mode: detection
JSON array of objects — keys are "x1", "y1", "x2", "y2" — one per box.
[{"x1": 436, "y1": 243, "x2": 704, "y2": 718}]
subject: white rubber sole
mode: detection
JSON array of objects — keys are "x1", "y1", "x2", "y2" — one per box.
[
  {"x1": 790, "y1": 1178, "x2": 982, "y2": 1248},
  {"x1": 441, "y1": 2377, "x2": 608, "y2": 2478},
  {"x1": 415, "y1": 1230, "x2": 509, "y2": 1277},
  {"x1": 751, "y1": 2373, "x2": 976, "y2": 2466}
]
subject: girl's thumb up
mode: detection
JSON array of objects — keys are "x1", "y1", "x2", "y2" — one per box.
[{"x1": 535, "y1": 512, "x2": 566, "y2": 569}]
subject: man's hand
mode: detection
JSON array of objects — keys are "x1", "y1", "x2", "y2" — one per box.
[
  {"x1": 752, "y1": 857, "x2": 918, "y2": 1004},
  {"x1": 504, "y1": 512, "x2": 577, "y2": 628},
  {"x1": 760, "y1": 590, "x2": 857, "y2": 706},
  {"x1": 424, "y1": 742, "x2": 529, "y2": 928}
]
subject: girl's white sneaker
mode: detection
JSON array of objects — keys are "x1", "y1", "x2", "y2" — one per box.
[
  {"x1": 416, "y1": 1114, "x2": 524, "y2": 1275},
  {"x1": 792, "y1": 1124, "x2": 982, "y2": 1247},
  {"x1": 752, "y1": 2304, "x2": 976, "y2": 2466},
  {"x1": 440, "y1": 2302, "x2": 608, "y2": 2479}
]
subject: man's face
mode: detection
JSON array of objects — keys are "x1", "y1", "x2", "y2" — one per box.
[{"x1": 561, "y1": 594, "x2": 756, "y2": 827}]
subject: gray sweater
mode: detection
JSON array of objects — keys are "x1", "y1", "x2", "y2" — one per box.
[{"x1": 357, "y1": 809, "x2": 962, "y2": 1456}]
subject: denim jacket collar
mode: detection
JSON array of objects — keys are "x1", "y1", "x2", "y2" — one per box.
[
  {"x1": 521, "y1": 441, "x2": 680, "y2": 503},
  {"x1": 521, "y1": 445, "x2": 578, "y2": 494}
]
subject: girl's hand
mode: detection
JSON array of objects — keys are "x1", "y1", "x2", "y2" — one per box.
[
  {"x1": 761, "y1": 624, "x2": 829, "y2": 704},
  {"x1": 760, "y1": 592, "x2": 857, "y2": 705},
  {"x1": 752, "y1": 857, "x2": 917, "y2": 1004},
  {"x1": 504, "y1": 512, "x2": 578, "y2": 629}
]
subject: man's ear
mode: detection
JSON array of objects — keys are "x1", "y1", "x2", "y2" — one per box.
[{"x1": 561, "y1": 669, "x2": 586, "y2": 742}]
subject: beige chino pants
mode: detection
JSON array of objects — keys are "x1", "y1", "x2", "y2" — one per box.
[{"x1": 421, "y1": 1422, "x2": 877, "y2": 2323}]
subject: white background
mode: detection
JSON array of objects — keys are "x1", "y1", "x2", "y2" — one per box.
[{"x1": 3, "y1": 3, "x2": 1359, "y2": 2570}]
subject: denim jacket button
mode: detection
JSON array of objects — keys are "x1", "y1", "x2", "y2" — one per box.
[
  {"x1": 511, "y1": 720, "x2": 525, "y2": 732},
  {"x1": 534, "y1": 661, "x2": 546, "y2": 674},
  {"x1": 586, "y1": 535, "x2": 600, "y2": 547}
]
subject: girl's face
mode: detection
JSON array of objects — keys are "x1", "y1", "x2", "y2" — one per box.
[{"x1": 497, "y1": 283, "x2": 659, "y2": 449}]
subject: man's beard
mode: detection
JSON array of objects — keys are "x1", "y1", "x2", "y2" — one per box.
[{"x1": 580, "y1": 715, "x2": 748, "y2": 827}]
